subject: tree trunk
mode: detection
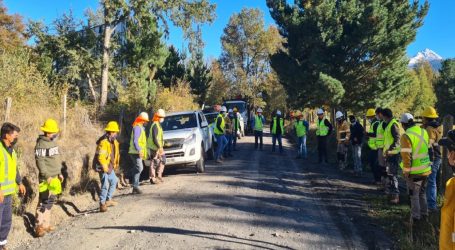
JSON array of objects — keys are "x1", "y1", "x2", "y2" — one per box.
[
  {"x1": 100, "y1": 24, "x2": 113, "y2": 108},
  {"x1": 87, "y1": 73, "x2": 98, "y2": 102}
]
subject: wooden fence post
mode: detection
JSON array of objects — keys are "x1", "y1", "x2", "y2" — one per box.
[
  {"x1": 440, "y1": 114, "x2": 454, "y2": 194},
  {"x1": 4, "y1": 97, "x2": 12, "y2": 122}
]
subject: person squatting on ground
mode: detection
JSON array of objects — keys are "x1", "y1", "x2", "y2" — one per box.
[
  {"x1": 147, "y1": 109, "x2": 167, "y2": 184},
  {"x1": 420, "y1": 107, "x2": 442, "y2": 212},
  {"x1": 366, "y1": 108, "x2": 381, "y2": 185},
  {"x1": 335, "y1": 111, "x2": 350, "y2": 170},
  {"x1": 0, "y1": 123, "x2": 26, "y2": 249},
  {"x1": 35, "y1": 119, "x2": 64, "y2": 237},
  {"x1": 399, "y1": 113, "x2": 431, "y2": 223},
  {"x1": 271, "y1": 110, "x2": 285, "y2": 154},
  {"x1": 129, "y1": 112, "x2": 149, "y2": 194},
  {"x1": 294, "y1": 111, "x2": 309, "y2": 159},
  {"x1": 94, "y1": 121, "x2": 120, "y2": 213},
  {"x1": 349, "y1": 115, "x2": 364, "y2": 176},
  {"x1": 214, "y1": 106, "x2": 228, "y2": 163},
  {"x1": 382, "y1": 108, "x2": 401, "y2": 204},
  {"x1": 252, "y1": 108, "x2": 265, "y2": 151},
  {"x1": 316, "y1": 109, "x2": 333, "y2": 164}
]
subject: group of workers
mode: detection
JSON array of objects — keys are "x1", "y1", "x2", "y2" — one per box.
[{"x1": 212, "y1": 106, "x2": 242, "y2": 163}]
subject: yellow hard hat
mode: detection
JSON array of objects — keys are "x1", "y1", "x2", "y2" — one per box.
[
  {"x1": 233, "y1": 107, "x2": 238, "y2": 112},
  {"x1": 40, "y1": 119, "x2": 59, "y2": 133},
  {"x1": 366, "y1": 108, "x2": 376, "y2": 117},
  {"x1": 421, "y1": 107, "x2": 438, "y2": 118},
  {"x1": 105, "y1": 121, "x2": 120, "y2": 132}
]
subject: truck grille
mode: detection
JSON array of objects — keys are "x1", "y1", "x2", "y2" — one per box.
[
  {"x1": 163, "y1": 138, "x2": 184, "y2": 151},
  {"x1": 166, "y1": 152, "x2": 184, "y2": 158}
]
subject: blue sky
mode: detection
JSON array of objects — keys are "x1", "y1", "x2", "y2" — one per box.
[{"x1": 4, "y1": 0, "x2": 455, "y2": 59}]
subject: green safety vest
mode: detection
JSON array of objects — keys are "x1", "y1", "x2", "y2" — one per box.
[
  {"x1": 400, "y1": 125, "x2": 431, "y2": 174},
  {"x1": 368, "y1": 120, "x2": 379, "y2": 150},
  {"x1": 214, "y1": 114, "x2": 225, "y2": 135},
  {"x1": 234, "y1": 115, "x2": 240, "y2": 131},
  {"x1": 383, "y1": 119, "x2": 400, "y2": 154},
  {"x1": 316, "y1": 118, "x2": 329, "y2": 136},
  {"x1": 272, "y1": 117, "x2": 284, "y2": 135},
  {"x1": 39, "y1": 177, "x2": 62, "y2": 195},
  {"x1": 376, "y1": 121, "x2": 385, "y2": 149},
  {"x1": 294, "y1": 120, "x2": 307, "y2": 137},
  {"x1": 129, "y1": 125, "x2": 147, "y2": 158},
  {"x1": 0, "y1": 143, "x2": 17, "y2": 196},
  {"x1": 147, "y1": 121, "x2": 164, "y2": 151},
  {"x1": 254, "y1": 115, "x2": 263, "y2": 131}
]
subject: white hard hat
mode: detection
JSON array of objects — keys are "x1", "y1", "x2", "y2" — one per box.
[
  {"x1": 257, "y1": 108, "x2": 263, "y2": 113},
  {"x1": 400, "y1": 113, "x2": 414, "y2": 123},
  {"x1": 316, "y1": 108, "x2": 324, "y2": 115},
  {"x1": 138, "y1": 112, "x2": 149, "y2": 121},
  {"x1": 276, "y1": 110, "x2": 282, "y2": 116},
  {"x1": 220, "y1": 106, "x2": 227, "y2": 112},
  {"x1": 228, "y1": 109, "x2": 233, "y2": 113},
  {"x1": 156, "y1": 108, "x2": 166, "y2": 118},
  {"x1": 335, "y1": 111, "x2": 344, "y2": 119}
]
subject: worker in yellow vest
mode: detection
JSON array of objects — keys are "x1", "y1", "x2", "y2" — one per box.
[
  {"x1": 335, "y1": 111, "x2": 350, "y2": 170},
  {"x1": 232, "y1": 107, "x2": 241, "y2": 151},
  {"x1": 382, "y1": 108, "x2": 401, "y2": 204},
  {"x1": 374, "y1": 108, "x2": 388, "y2": 191},
  {"x1": 35, "y1": 119, "x2": 64, "y2": 237},
  {"x1": 366, "y1": 108, "x2": 381, "y2": 184},
  {"x1": 214, "y1": 106, "x2": 228, "y2": 163},
  {"x1": 316, "y1": 108, "x2": 333, "y2": 164},
  {"x1": 271, "y1": 110, "x2": 285, "y2": 154},
  {"x1": 0, "y1": 123, "x2": 26, "y2": 249},
  {"x1": 439, "y1": 130, "x2": 455, "y2": 249},
  {"x1": 294, "y1": 111, "x2": 309, "y2": 159},
  {"x1": 252, "y1": 108, "x2": 265, "y2": 150},
  {"x1": 399, "y1": 113, "x2": 431, "y2": 222},
  {"x1": 129, "y1": 112, "x2": 149, "y2": 194},
  {"x1": 147, "y1": 109, "x2": 166, "y2": 184}
]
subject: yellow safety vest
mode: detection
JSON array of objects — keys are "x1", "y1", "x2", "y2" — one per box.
[
  {"x1": 294, "y1": 120, "x2": 307, "y2": 137},
  {"x1": 368, "y1": 120, "x2": 379, "y2": 150},
  {"x1": 254, "y1": 115, "x2": 263, "y2": 131},
  {"x1": 400, "y1": 126, "x2": 431, "y2": 174},
  {"x1": 272, "y1": 117, "x2": 284, "y2": 135},
  {"x1": 0, "y1": 143, "x2": 17, "y2": 196},
  {"x1": 383, "y1": 119, "x2": 400, "y2": 154},
  {"x1": 376, "y1": 121, "x2": 385, "y2": 149},
  {"x1": 129, "y1": 125, "x2": 147, "y2": 158},
  {"x1": 316, "y1": 118, "x2": 329, "y2": 136},
  {"x1": 214, "y1": 114, "x2": 225, "y2": 135},
  {"x1": 39, "y1": 177, "x2": 62, "y2": 195},
  {"x1": 147, "y1": 122, "x2": 164, "y2": 151}
]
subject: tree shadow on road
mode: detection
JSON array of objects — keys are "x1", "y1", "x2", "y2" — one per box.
[{"x1": 90, "y1": 225, "x2": 295, "y2": 250}]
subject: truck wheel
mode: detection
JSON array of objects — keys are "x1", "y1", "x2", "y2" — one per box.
[{"x1": 196, "y1": 146, "x2": 206, "y2": 173}]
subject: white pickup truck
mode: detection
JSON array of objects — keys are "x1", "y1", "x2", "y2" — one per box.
[{"x1": 162, "y1": 111, "x2": 214, "y2": 173}]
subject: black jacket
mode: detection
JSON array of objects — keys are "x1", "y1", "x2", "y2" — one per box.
[{"x1": 350, "y1": 122, "x2": 364, "y2": 145}]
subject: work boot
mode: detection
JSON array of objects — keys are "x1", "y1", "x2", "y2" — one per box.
[
  {"x1": 132, "y1": 187, "x2": 143, "y2": 195},
  {"x1": 35, "y1": 225, "x2": 46, "y2": 237},
  {"x1": 100, "y1": 203, "x2": 108, "y2": 212},
  {"x1": 389, "y1": 195, "x2": 399, "y2": 204},
  {"x1": 216, "y1": 159, "x2": 223, "y2": 164},
  {"x1": 150, "y1": 177, "x2": 158, "y2": 184},
  {"x1": 0, "y1": 245, "x2": 7, "y2": 250},
  {"x1": 106, "y1": 200, "x2": 118, "y2": 207},
  {"x1": 157, "y1": 177, "x2": 164, "y2": 183}
]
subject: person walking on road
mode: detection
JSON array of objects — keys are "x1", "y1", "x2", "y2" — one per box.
[
  {"x1": 316, "y1": 109, "x2": 333, "y2": 164},
  {"x1": 232, "y1": 107, "x2": 241, "y2": 151},
  {"x1": 35, "y1": 119, "x2": 64, "y2": 237},
  {"x1": 294, "y1": 111, "x2": 309, "y2": 159},
  {"x1": 147, "y1": 109, "x2": 166, "y2": 184},
  {"x1": 421, "y1": 107, "x2": 442, "y2": 212},
  {"x1": 399, "y1": 113, "x2": 431, "y2": 223},
  {"x1": 349, "y1": 115, "x2": 364, "y2": 176},
  {"x1": 382, "y1": 108, "x2": 401, "y2": 204},
  {"x1": 252, "y1": 108, "x2": 265, "y2": 151},
  {"x1": 0, "y1": 123, "x2": 26, "y2": 249},
  {"x1": 365, "y1": 108, "x2": 381, "y2": 184},
  {"x1": 336, "y1": 111, "x2": 350, "y2": 170},
  {"x1": 129, "y1": 112, "x2": 149, "y2": 194},
  {"x1": 271, "y1": 110, "x2": 285, "y2": 154},
  {"x1": 214, "y1": 106, "x2": 228, "y2": 163},
  {"x1": 94, "y1": 121, "x2": 120, "y2": 213}
]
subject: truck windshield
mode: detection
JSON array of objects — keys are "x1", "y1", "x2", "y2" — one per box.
[
  {"x1": 224, "y1": 102, "x2": 246, "y2": 113},
  {"x1": 162, "y1": 114, "x2": 197, "y2": 131}
]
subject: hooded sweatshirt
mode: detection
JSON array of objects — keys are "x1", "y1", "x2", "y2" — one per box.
[
  {"x1": 422, "y1": 121, "x2": 442, "y2": 160},
  {"x1": 35, "y1": 135, "x2": 62, "y2": 182}
]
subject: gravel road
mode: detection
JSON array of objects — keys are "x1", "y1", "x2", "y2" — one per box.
[{"x1": 13, "y1": 130, "x2": 392, "y2": 250}]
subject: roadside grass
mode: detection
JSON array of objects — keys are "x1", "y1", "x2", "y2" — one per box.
[{"x1": 364, "y1": 194, "x2": 439, "y2": 250}]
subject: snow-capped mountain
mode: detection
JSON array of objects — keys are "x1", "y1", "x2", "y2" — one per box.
[{"x1": 408, "y1": 48, "x2": 443, "y2": 71}]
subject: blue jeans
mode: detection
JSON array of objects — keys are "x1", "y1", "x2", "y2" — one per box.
[
  {"x1": 427, "y1": 157, "x2": 441, "y2": 210},
  {"x1": 297, "y1": 136, "x2": 307, "y2": 158},
  {"x1": 99, "y1": 171, "x2": 118, "y2": 204},
  {"x1": 130, "y1": 154, "x2": 144, "y2": 188},
  {"x1": 352, "y1": 144, "x2": 362, "y2": 173},
  {"x1": 215, "y1": 134, "x2": 227, "y2": 160},
  {"x1": 272, "y1": 134, "x2": 283, "y2": 153},
  {"x1": 0, "y1": 195, "x2": 12, "y2": 246},
  {"x1": 225, "y1": 134, "x2": 233, "y2": 155}
]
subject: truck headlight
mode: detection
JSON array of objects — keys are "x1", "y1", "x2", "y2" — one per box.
[{"x1": 184, "y1": 133, "x2": 196, "y2": 145}]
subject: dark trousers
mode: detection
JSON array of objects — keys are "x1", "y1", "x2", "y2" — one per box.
[
  {"x1": 386, "y1": 154, "x2": 400, "y2": 195},
  {"x1": 233, "y1": 132, "x2": 238, "y2": 150},
  {"x1": 317, "y1": 136, "x2": 328, "y2": 163},
  {"x1": 369, "y1": 149, "x2": 381, "y2": 182},
  {"x1": 0, "y1": 195, "x2": 12, "y2": 245},
  {"x1": 254, "y1": 130, "x2": 263, "y2": 150},
  {"x1": 272, "y1": 134, "x2": 283, "y2": 153}
]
